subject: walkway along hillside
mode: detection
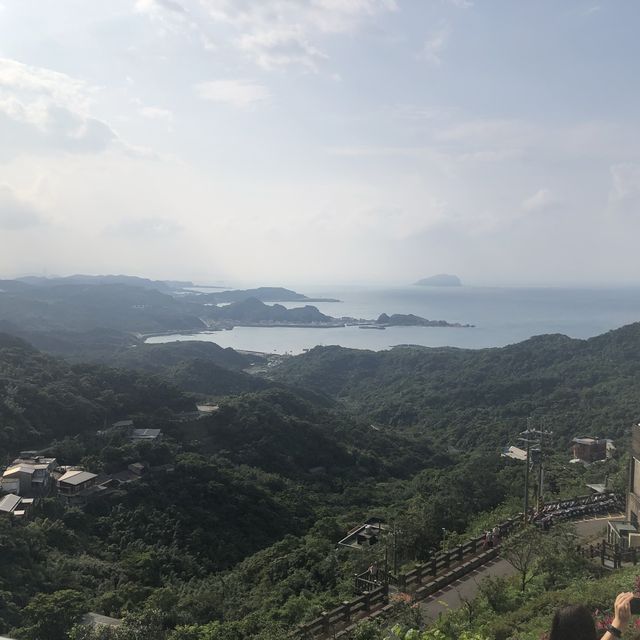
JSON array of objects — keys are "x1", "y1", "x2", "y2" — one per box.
[{"x1": 293, "y1": 492, "x2": 623, "y2": 640}]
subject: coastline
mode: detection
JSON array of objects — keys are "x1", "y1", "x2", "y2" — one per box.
[{"x1": 140, "y1": 320, "x2": 475, "y2": 342}]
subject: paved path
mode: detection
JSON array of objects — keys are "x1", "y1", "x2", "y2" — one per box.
[{"x1": 418, "y1": 515, "x2": 623, "y2": 621}]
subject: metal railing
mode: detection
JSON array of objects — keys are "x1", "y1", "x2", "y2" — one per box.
[{"x1": 293, "y1": 492, "x2": 622, "y2": 639}]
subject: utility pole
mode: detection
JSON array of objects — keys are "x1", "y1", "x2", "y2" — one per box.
[
  {"x1": 519, "y1": 419, "x2": 553, "y2": 522},
  {"x1": 392, "y1": 522, "x2": 397, "y2": 576}
]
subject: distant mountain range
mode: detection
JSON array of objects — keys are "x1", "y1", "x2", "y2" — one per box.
[{"x1": 0, "y1": 275, "x2": 472, "y2": 357}]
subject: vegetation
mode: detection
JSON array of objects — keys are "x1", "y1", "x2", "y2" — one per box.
[
  {"x1": 1, "y1": 310, "x2": 639, "y2": 639},
  {"x1": 272, "y1": 324, "x2": 640, "y2": 446}
]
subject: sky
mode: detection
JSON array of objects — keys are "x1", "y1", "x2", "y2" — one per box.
[{"x1": 0, "y1": 0, "x2": 639, "y2": 287}]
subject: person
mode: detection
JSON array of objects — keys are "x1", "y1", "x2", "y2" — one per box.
[
  {"x1": 492, "y1": 525, "x2": 501, "y2": 545},
  {"x1": 549, "y1": 592, "x2": 634, "y2": 640},
  {"x1": 482, "y1": 530, "x2": 491, "y2": 551},
  {"x1": 487, "y1": 530, "x2": 494, "y2": 549}
]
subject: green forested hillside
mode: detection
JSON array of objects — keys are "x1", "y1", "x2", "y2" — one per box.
[
  {"x1": 0, "y1": 333, "x2": 192, "y2": 450},
  {"x1": 103, "y1": 341, "x2": 270, "y2": 396},
  {"x1": 0, "y1": 323, "x2": 633, "y2": 640},
  {"x1": 0, "y1": 331, "x2": 529, "y2": 640},
  {"x1": 271, "y1": 324, "x2": 640, "y2": 447}
]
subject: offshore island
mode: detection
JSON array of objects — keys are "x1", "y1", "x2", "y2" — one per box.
[{"x1": 414, "y1": 274, "x2": 462, "y2": 287}]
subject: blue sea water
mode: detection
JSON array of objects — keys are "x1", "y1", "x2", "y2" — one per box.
[{"x1": 146, "y1": 285, "x2": 640, "y2": 354}]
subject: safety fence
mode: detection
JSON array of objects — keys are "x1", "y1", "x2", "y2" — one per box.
[
  {"x1": 294, "y1": 584, "x2": 390, "y2": 639},
  {"x1": 293, "y1": 492, "x2": 621, "y2": 639},
  {"x1": 293, "y1": 517, "x2": 519, "y2": 639},
  {"x1": 396, "y1": 516, "x2": 519, "y2": 593},
  {"x1": 578, "y1": 541, "x2": 640, "y2": 569}
]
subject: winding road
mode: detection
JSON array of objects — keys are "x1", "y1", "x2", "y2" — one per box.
[{"x1": 418, "y1": 515, "x2": 623, "y2": 621}]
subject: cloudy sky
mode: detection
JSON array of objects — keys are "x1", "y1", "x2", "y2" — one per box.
[{"x1": 0, "y1": 0, "x2": 639, "y2": 286}]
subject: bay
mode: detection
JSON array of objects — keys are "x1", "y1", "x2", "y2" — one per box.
[{"x1": 145, "y1": 285, "x2": 640, "y2": 354}]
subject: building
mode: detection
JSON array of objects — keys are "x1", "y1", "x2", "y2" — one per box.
[
  {"x1": 338, "y1": 518, "x2": 390, "y2": 550},
  {"x1": 0, "y1": 493, "x2": 34, "y2": 517},
  {"x1": 1, "y1": 456, "x2": 57, "y2": 496},
  {"x1": 57, "y1": 470, "x2": 98, "y2": 496},
  {"x1": 82, "y1": 612, "x2": 123, "y2": 628},
  {"x1": 627, "y1": 425, "x2": 640, "y2": 529},
  {"x1": 196, "y1": 404, "x2": 219, "y2": 414},
  {"x1": 130, "y1": 428, "x2": 162, "y2": 441},
  {"x1": 571, "y1": 437, "x2": 608, "y2": 464},
  {"x1": 112, "y1": 419, "x2": 134, "y2": 429},
  {"x1": 609, "y1": 425, "x2": 640, "y2": 548},
  {"x1": 112, "y1": 462, "x2": 147, "y2": 485}
]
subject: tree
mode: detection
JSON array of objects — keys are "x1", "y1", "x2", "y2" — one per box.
[
  {"x1": 500, "y1": 526, "x2": 545, "y2": 592},
  {"x1": 70, "y1": 610, "x2": 167, "y2": 640},
  {"x1": 383, "y1": 625, "x2": 491, "y2": 640},
  {"x1": 17, "y1": 589, "x2": 85, "y2": 640}
]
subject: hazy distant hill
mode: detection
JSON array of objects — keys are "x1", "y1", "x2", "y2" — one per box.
[
  {"x1": 0, "y1": 283, "x2": 206, "y2": 333},
  {"x1": 212, "y1": 286, "x2": 338, "y2": 303},
  {"x1": 414, "y1": 274, "x2": 462, "y2": 286},
  {"x1": 180, "y1": 285, "x2": 339, "y2": 304},
  {"x1": 0, "y1": 281, "x2": 339, "y2": 337},
  {"x1": 207, "y1": 297, "x2": 334, "y2": 324},
  {"x1": 0, "y1": 279, "x2": 33, "y2": 293},
  {"x1": 17, "y1": 274, "x2": 192, "y2": 290}
]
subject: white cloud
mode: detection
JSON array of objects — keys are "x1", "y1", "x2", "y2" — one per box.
[
  {"x1": 138, "y1": 106, "x2": 174, "y2": 122},
  {"x1": 237, "y1": 28, "x2": 327, "y2": 71},
  {"x1": 106, "y1": 216, "x2": 183, "y2": 238},
  {"x1": 135, "y1": 0, "x2": 186, "y2": 17},
  {"x1": 421, "y1": 23, "x2": 451, "y2": 66},
  {"x1": 0, "y1": 184, "x2": 43, "y2": 230},
  {"x1": 195, "y1": 79, "x2": 271, "y2": 108},
  {"x1": 609, "y1": 163, "x2": 640, "y2": 214},
  {"x1": 0, "y1": 58, "x2": 91, "y2": 110},
  {"x1": 522, "y1": 188, "x2": 558, "y2": 213},
  {"x1": 0, "y1": 58, "x2": 120, "y2": 157},
  {"x1": 201, "y1": 0, "x2": 397, "y2": 34},
  {"x1": 137, "y1": 0, "x2": 397, "y2": 71},
  {"x1": 435, "y1": 118, "x2": 536, "y2": 147},
  {"x1": 135, "y1": 0, "x2": 217, "y2": 51}
]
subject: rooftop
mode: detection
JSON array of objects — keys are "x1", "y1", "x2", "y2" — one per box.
[
  {"x1": 58, "y1": 470, "x2": 98, "y2": 486},
  {"x1": 82, "y1": 612, "x2": 123, "y2": 628},
  {"x1": 338, "y1": 518, "x2": 390, "y2": 550},
  {"x1": 197, "y1": 404, "x2": 220, "y2": 413},
  {"x1": 3, "y1": 465, "x2": 35, "y2": 476},
  {"x1": 0, "y1": 494, "x2": 21, "y2": 513},
  {"x1": 501, "y1": 445, "x2": 527, "y2": 461},
  {"x1": 12, "y1": 456, "x2": 56, "y2": 466},
  {"x1": 131, "y1": 428, "x2": 161, "y2": 439},
  {"x1": 572, "y1": 436, "x2": 605, "y2": 445}
]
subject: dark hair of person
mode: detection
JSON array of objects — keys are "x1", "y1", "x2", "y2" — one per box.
[{"x1": 549, "y1": 605, "x2": 597, "y2": 640}]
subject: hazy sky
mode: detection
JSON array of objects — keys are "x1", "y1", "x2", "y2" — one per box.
[{"x1": 1, "y1": 0, "x2": 639, "y2": 286}]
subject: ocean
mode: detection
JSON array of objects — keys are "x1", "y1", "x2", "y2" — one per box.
[{"x1": 146, "y1": 285, "x2": 640, "y2": 354}]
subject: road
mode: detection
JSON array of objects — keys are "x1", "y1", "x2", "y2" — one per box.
[{"x1": 418, "y1": 515, "x2": 623, "y2": 621}]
